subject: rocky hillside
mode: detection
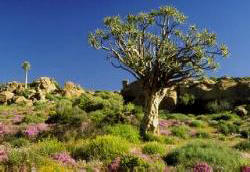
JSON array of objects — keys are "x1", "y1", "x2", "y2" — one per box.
[
  {"x1": 121, "y1": 77, "x2": 250, "y2": 114},
  {"x1": 0, "y1": 77, "x2": 84, "y2": 106}
]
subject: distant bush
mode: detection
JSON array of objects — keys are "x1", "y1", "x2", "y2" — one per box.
[
  {"x1": 164, "y1": 140, "x2": 246, "y2": 171},
  {"x1": 179, "y1": 93, "x2": 195, "y2": 106},
  {"x1": 206, "y1": 100, "x2": 232, "y2": 113},
  {"x1": 171, "y1": 126, "x2": 190, "y2": 139},
  {"x1": 72, "y1": 135, "x2": 130, "y2": 161},
  {"x1": 142, "y1": 142, "x2": 166, "y2": 155},
  {"x1": 104, "y1": 124, "x2": 140, "y2": 143},
  {"x1": 234, "y1": 140, "x2": 250, "y2": 151}
]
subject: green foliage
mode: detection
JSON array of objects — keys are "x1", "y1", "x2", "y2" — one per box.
[
  {"x1": 171, "y1": 126, "x2": 190, "y2": 139},
  {"x1": 217, "y1": 122, "x2": 240, "y2": 135},
  {"x1": 21, "y1": 61, "x2": 31, "y2": 71},
  {"x1": 195, "y1": 131, "x2": 210, "y2": 138},
  {"x1": 120, "y1": 155, "x2": 150, "y2": 170},
  {"x1": 72, "y1": 135, "x2": 130, "y2": 161},
  {"x1": 164, "y1": 140, "x2": 246, "y2": 171},
  {"x1": 104, "y1": 124, "x2": 140, "y2": 143},
  {"x1": 46, "y1": 99, "x2": 87, "y2": 127},
  {"x1": 206, "y1": 100, "x2": 232, "y2": 113},
  {"x1": 190, "y1": 120, "x2": 205, "y2": 128},
  {"x1": 234, "y1": 140, "x2": 250, "y2": 151},
  {"x1": 22, "y1": 113, "x2": 46, "y2": 124},
  {"x1": 9, "y1": 138, "x2": 30, "y2": 148},
  {"x1": 164, "y1": 113, "x2": 191, "y2": 121},
  {"x1": 142, "y1": 142, "x2": 166, "y2": 155},
  {"x1": 179, "y1": 93, "x2": 195, "y2": 106},
  {"x1": 32, "y1": 138, "x2": 65, "y2": 156}
]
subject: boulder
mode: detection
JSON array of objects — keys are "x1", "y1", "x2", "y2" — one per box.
[
  {"x1": 63, "y1": 82, "x2": 84, "y2": 98},
  {"x1": 32, "y1": 77, "x2": 57, "y2": 94},
  {"x1": 14, "y1": 96, "x2": 33, "y2": 106},
  {"x1": 234, "y1": 105, "x2": 248, "y2": 117},
  {"x1": 0, "y1": 91, "x2": 14, "y2": 103},
  {"x1": 6, "y1": 82, "x2": 24, "y2": 93}
]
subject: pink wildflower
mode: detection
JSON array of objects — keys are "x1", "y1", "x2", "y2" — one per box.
[
  {"x1": 194, "y1": 162, "x2": 213, "y2": 172},
  {"x1": 242, "y1": 166, "x2": 250, "y2": 172},
  {"x1": 0, "y1": 148, "x2": 8, "y2": 162},
  {"x1": 52, "y1": 152, "x2": 76, "y2": 166}
]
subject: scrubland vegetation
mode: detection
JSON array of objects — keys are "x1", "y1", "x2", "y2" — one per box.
[{"x1": 0, "y1": 90, "x2": 249, "y2": 171}]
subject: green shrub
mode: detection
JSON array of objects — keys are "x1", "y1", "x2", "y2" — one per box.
[
  {"x1": 32, "y1": 138, "x2": 65, "y2": 156},
  {"x1": 234, "y1": 140, "x2": 250, "y2": 151},
  {"x1": 10, "y1": 138, "x2": 30, "y2": 148},
  {"x1": 206, "y1": 100, "x2": 232, "y2": 113},
  {"x1": 22, "y1": 113, "x2": 46, "y2": 124},
  {"x1": 171, "y1": 126, "x2": 190, "y2": 139},
  {"x1": 190, "y1": 120, "x2": 205, "y2": 128},
  {"x1": 179, "y1": 93, "x2": 195, "y2": 106},
  {"x1": 164, "y1": 140, "x2": 246, "y2": 171},
  {"x1": 165, "y1": 113, "x2": 191, "y2": 121},
  {"x1": 104, "y1": 124, "x2": 140, "y2": 143},
  {"x1": 142, "y1": 142, "x2": 166, "y2": 155},
  {"x1": 217, "y1": 122, "x2": 240, "y2": 135},
  {"x1": 164, "y1": 137, "x2": 177, "y2": 144},
  {"x1": 120, "y1": 154, "x2": 150, "y2": 170},
  {"x1": 144, "y1": 133, "x2": 165, "y2": 143},
  {"x1": 72, "y1": 135, "x2": 130, "y2": 161},
  {"x1": 195, "y1": 131, "x2": 210, "y2": 138},
  {"x1": 46, "y1": 100, "x2": 87, "y2": 127},
  {"x1": 240, "y1": 129, "x2": 250, "y2": 138}
]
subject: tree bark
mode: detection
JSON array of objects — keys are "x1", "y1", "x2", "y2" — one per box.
[
  {"x1": 140, "y1": 88, "x2": 168, "y2": 136},
  {"x1": 25, "y1": 71, "x2": 28, "y2": 89}
]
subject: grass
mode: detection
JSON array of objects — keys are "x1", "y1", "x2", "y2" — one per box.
[{"x1": 164, "y1": 140, "x2": 247, "y2": 171}]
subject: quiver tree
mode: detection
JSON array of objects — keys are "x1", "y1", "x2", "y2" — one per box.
[
  {"x1": 88, "y1": 6, "x2": 229, "y2": 136},
  {"x1": 22, "y1": 61, "x2": 31, "y2": 89}
]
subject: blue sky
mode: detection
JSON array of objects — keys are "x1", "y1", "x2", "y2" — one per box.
[{"x1": 0, "y1": 0, "x2": 249, "y2": 90}]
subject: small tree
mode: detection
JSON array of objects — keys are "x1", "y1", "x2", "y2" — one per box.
[
  {"x1": 22, "y1": 61, "x2": 31, "y2": 89},
  {"x1": 88, "y1": 6, "x2": 229, "y2": 136}
]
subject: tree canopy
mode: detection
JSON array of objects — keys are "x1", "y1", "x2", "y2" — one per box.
[{"x1": 89, "y1": 6, "x2": 229, "y2": 90}]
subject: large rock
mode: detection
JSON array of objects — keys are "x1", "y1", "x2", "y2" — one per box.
[
  {"x1": 32, "y1": 77, "x2": 57, "y2": 94},
  {"x1": 14, "y1": 96, "x2": 33, "y2": 106},
  {"x1": 63, "y1": 82, "x2": 84, "y2": 98},
  {"x1": 0, "y1": 91, "x2": 14, "y2": 103},
  {"x1": 234, "y1": 105, "x2": 248, "y2": 117},
  {"x1": 121, "y1": 77, "x2": 250, "y2": 112}
]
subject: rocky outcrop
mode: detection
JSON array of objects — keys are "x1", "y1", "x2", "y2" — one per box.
[
  {"x1": 32, "y1": 77, "x2": 57, "y2": 94},
  {"x1": 63, "y1": 82, "x2": 84, "y2": 98},
  {"x1": 0, "y1": 91, "x2": 14, "y2": 104},
  {"x1": 0, "y1": 77, "x2": 84, "y2": 105},
  {"x1": 121, "y1": 77, "x2": 250, "y2": 112},
  {"x1": 14, "y1": 96, "x2": 33, "y2": 106}
]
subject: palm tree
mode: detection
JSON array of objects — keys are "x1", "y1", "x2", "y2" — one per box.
[{"x1": 22, "y1": 61, "x2": 31, "y2": 89}]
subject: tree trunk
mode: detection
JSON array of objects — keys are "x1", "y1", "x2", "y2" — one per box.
[
  {"x1": 25, "y1": 71, "x2": 28, "y2": 89},
  {"x1": 140, "y1": 88, "x2": 167, "y2": 136}
]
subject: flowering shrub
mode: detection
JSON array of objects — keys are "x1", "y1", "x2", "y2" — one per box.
[
  {"x1": 194, "y1": 162, "x2": 213, "y2": 172},
  {"x1": 242, "y1": 166, "x2": 250, "y2": 172},
  {"x1": 11, "y1": 115, "x2": 24, "y2": 124},
  {"x1": 0, "y1": 148, "x2": 8, "y2": 162},
  {"x1": 108, "y1": 157, "x2": 121, "y2": 171},
  {"x1": 52, "y1": 152, "x2": 76, "y2": 166},
  {"x1": 24, "y1": 123, "x2": 49, "y2": 137}
]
